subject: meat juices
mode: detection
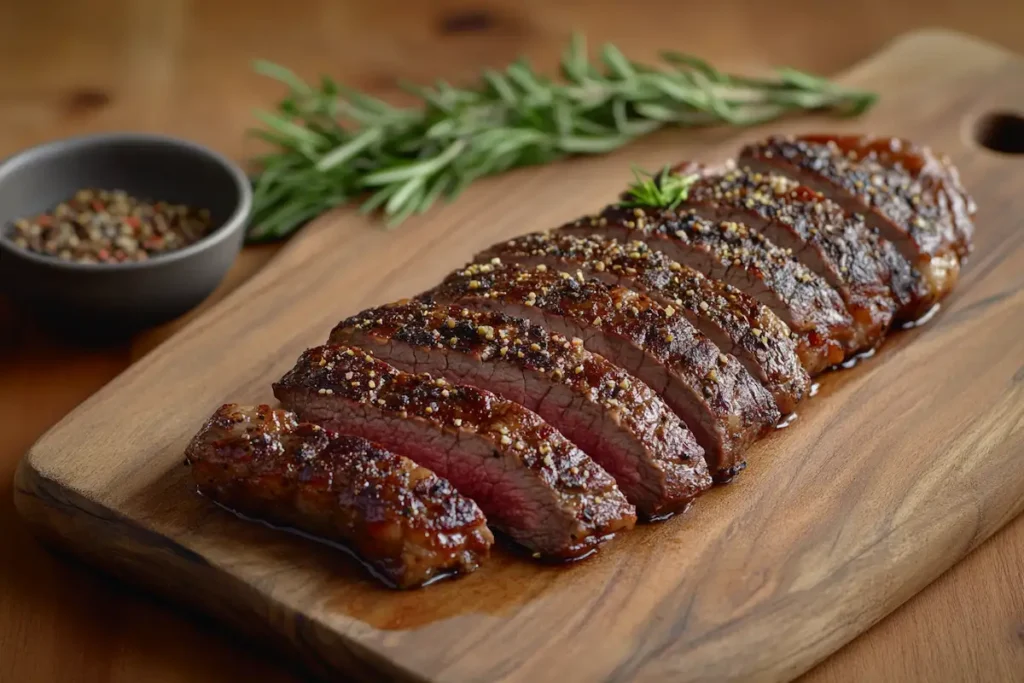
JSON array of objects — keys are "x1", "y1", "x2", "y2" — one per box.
[
  {"x1": 426, "y1": 262, "x2": 780, "y2": 480},
  {"x1": 185, "y1": 404, "x2": 493, "y2": 588},
  {"x1": 474, "y1": 233, "x2": 810, "y2": 414},
  {"x1": 558, "y1": 206, "x2": 854, "y2": 375},
  {"x1": 274, "y1": 345, "x2": 637, "y2": 559},
  {"x1": 330, "y1": 300, "x2": 712, "y2": 518},
  {"x1": 183, "y1": 132, "x2": 974, "y2": 589},
  {"x1": 739, "y1": 134, "x2": 976, "y2": 319},
  {"x1": 677, "y1": 165, "x2": 902, "y2": 352}
]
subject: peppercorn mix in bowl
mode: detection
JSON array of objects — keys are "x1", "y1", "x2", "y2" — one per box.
[
  {"x1": 0, "y1": 133, "x2": 251, "y2": 337},
  {"x1": 10, "y1": 188, "x2": 216, "y2": 265}
]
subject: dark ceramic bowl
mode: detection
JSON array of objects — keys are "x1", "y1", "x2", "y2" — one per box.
[{"x1": 0, "y1": 132, "x2": 251, "y2": 337}]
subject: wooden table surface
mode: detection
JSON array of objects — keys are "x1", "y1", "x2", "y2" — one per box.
[{"x1": 1, "y1": 1, "x2": 1022, "y2": 681}]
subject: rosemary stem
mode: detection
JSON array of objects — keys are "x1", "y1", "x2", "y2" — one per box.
[{"x1": 246, "y1": 33, "x2": 877, "y2": 242}]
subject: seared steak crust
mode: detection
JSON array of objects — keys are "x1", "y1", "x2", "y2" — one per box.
[
  {"x1": 796, "y1": 133, "x2": 976, "y2": 253},
  {"x1": 474, "y1": 233, "x2": 808, "y2": 414},
  {"x1": 185, "y1": 404, "x2": 493, "y2": 588},
  {"x1": 330, "y1": 300, "x2": 711, "y2": 518},
  {"x1": 681, "y1": 166, "x2": 898, "y2": 352},
  {"x1": 559, "y1": 206, "x2": 853, "y2": 375},
  {"x1": 273, "y1": 345, "x2": 636, "y2": 559},
  {"x1": 426, "y1": 262, "x2": 780, "y2": 480},
  {"x1": 739, "y1": 134, "x2": 974, "y2": 315}
]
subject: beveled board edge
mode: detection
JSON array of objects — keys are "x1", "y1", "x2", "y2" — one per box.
[{"x1": 13, "y1": 462, "x2": 419, "y2": 682}]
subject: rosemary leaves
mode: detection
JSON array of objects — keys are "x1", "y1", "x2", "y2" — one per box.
[
  {"x1": 248, "y1": 34, "x2": 877, "y2": 242},
  {"x1": 620, "y1": 167, "x2": 698, "y2": 211}
]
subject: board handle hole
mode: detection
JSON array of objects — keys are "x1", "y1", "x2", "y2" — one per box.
[{"x1": 974, "y1": 112, "x2": 1024, "y2": 154}]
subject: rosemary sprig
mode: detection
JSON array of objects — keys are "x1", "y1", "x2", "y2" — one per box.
[
  {"x1": 620, "y1": 166, "x2": 698, "y2": 211},
  {"x1": 247, "y1": 34, "x2": 877, "y2": 242}
]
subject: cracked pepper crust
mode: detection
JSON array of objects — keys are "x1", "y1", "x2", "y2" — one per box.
[
  {"x1": 330, "y1": 299, "x2": 711, "y2": 517},
  {"x1": 427, "y1": 261, "x2": 780, "y2": 478},
  {"x1": 185, "y1": 403, "x2": 493, "y2": 588},
  {"x1": 559, "y1": 205, "x2": 852, "y2": 375},
  {"x1": 273, "y1": 344, "x2": 637, "y2": 559},
  {"x1": 474, "y1": 232, "x2": 809, "y2": 413}
]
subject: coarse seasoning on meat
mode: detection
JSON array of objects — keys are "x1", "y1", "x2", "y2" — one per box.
[
  {"x1": 330, "y1": 299, "x2": 712, "y2": 518},
  {"x1": 678, "y1": 164, "x2": 900, "y2": 352},
  {"x1": 274, "y1": 345, "x2": 637, "y2": 559},
  {"x1": 474, "y1": 233, "x2": 809, "y2": 414},
  {"x1": 739, "y1": 134, "x2": 976, "y2": 317},
  {"x1": 559, "y1": 205, "x2": 854, "y2": 375},
  {"x1": 426, "y1": 261, "x2": 780, "y2": 480},
  {"x1": 185, "y1": 404, "x2": 493, "y2": 588},
  {"x1": 183, "y1": 130, "x2": 974, "y2": 591},
  {"x1": 794, "y1": 133, "x2": 976, "y2": 252}
]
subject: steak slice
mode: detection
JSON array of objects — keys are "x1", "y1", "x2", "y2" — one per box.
[
  {"x1": 739, "y1": 134, "x2": 975, "y2": 316},
  {"x1": 425, "y1": 262, "x2": 780, "y2": 481},
  {"x1": 273, "y1": 345, "x2": 636, "y2": 559},
  {"x1": 185, "y1": 404, "x2": 493, "y2": 589},
  {"x1": 679, "y1": 165, "x2": 899, "y2": 352},
  {"x1": 797, "y1": 133, "x2": 976, "y2": 253},
  {"x1": 474, "y1": 233, "x2": 808, "y2": 414},
  {"x1": 330, "y1": 300, "x2": 712, "y2": 519},
  {"x1": 559, "y1": 206, "x2": 853, "y2": 375}
]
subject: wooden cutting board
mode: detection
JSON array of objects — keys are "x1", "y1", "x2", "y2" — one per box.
[{"x1": 13, "y1": 29, "x2": 1024, "y2": 683}]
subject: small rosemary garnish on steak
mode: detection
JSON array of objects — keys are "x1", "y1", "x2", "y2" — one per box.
[
  {"x1": 620, "y1": 167, "x2": 699, "y2": 211},
  {"x1": 247, "y1": 33, "x2": 877, "y2": 241}
]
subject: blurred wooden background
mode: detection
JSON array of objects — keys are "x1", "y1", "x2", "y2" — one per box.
[{"x1": 1, "y1": 1, "x2": 1023, "y2": 681}]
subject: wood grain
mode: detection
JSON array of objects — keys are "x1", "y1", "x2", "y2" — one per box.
[
  {"x1": 11, "y1": 28, "x2": 1024, "y2": 683},
  {"x1": 4, "y1": 2, "x2": 1024, "y2": 681}
]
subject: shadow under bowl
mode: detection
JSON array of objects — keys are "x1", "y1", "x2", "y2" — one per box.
[{"x1": 0, "y1": 133, "x2": 252, "y2": 339}]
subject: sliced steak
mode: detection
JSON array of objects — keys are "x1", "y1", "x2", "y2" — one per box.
[
  {"x1": 559, "y1": 206, "x2": 853, "y2": 375},
  {"x1": 474, "y1": 233, "x2": 808, "y2": 414},
  {"x1": 273, "y1": 345, "x2": 636, "y2": 559},
  {"x1": 679, "y1": 165, "x2": 898, "y2": 352},
  {"x1": 425, "y1": 262, "x2": 781, "y2": 481},
  {"x1": 796, "y1": 133, "x2": 976, "y2": 252},
  {"x1": 739, "y1": 134, "x2": 975, "y2": 316},
  {"x1": 329, "y1": 301, "x2": 711, "y2": 519},
  {"x1": 185, "y1": 404, "x2": 493, "y2": 589}
]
